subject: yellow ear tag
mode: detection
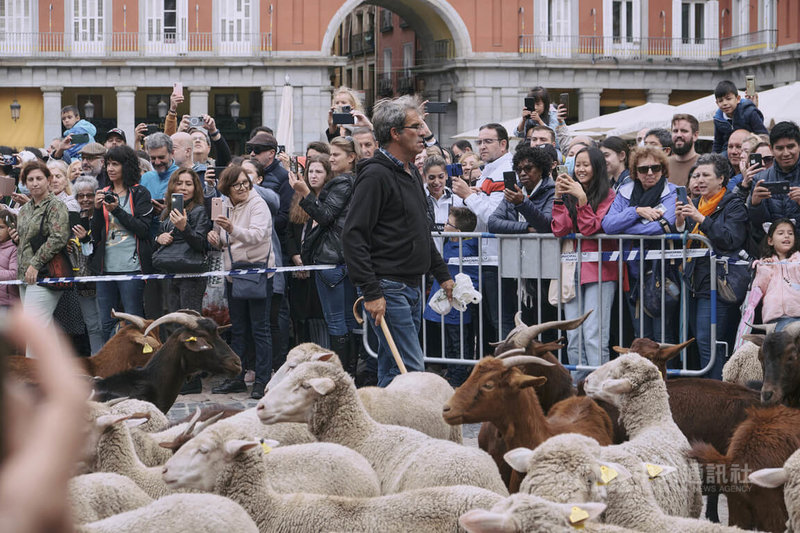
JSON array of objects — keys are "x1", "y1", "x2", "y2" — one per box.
[
  {"x1": 646, "y1": 463, "x2": 664, "y2": 479},
  {"x1": 142, "y1": 342, "x2": 153, "y2": 354},
  {"x1": 569, "y1": 506, "x2": 589, "y2": 528},
  {"x1": 259, "y1": 439, "x2": 272, "y2": 454},
  {"x1": 599, "y1": 465, "x2": 618, "y2": 485},
  {"x1": 185, "y1": 336, "x2": 197, "y2": 342}
]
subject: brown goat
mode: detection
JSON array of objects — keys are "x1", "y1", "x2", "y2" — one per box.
[
  {"x1": 443, "y1": 355, "x2": 613, "y2": 493},
  {"x1": 613, "y1": 337, "x2": 694, "y2": 378},
  {"x1": 690, "y1": 405, "x2": 800, "y2": 533},
  {"x1": 7, "y1": 310, "x2": 161, "y2": 383}
]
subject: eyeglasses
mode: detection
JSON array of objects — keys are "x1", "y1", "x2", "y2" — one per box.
[
  {"x1": 515, "y1": 164, "x2": 536, "y2": 175},
  {"x1": 75, "y1": 193, "x2": 94, "y2": 199},
  {"x1": 444, "y1": 221, "x2": 458, "y2": 230},
  {"x1": 231, "y1": 181, "x2": 250, "y2": 191},
  {"x1": 636, "y1": 164, "x2": 663, "y2": 175},
  {"x1": 475, "y1": 138, "x2": 499, "y2": 146},
  {"x1": 397, "y1": 123, "x2": 425, "y2": 132},
  {"x1": 246, "y1": 144, "x2": 273, "y2": 155}
]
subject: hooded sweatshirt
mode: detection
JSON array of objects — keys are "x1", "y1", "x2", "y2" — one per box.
[{"x1": 63, "y1": 119, "x2": 97, "y2": 163}]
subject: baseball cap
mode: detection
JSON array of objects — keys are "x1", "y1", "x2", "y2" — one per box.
[{"x1": 106, "y1": 128, "x2": 126, "y2": 143}]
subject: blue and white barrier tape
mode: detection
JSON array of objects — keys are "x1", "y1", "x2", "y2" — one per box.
[{"x1": 0, "y1": 264, "x2": 336, "y2": 286}]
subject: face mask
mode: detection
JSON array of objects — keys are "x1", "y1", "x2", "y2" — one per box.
[{"x1": 565, "y1": 156, "x2": 575, "y2": 176}]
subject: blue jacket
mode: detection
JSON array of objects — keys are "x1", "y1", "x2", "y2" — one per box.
[
  {"x1": 747, "y1": 162, "x2": 800, "y2": 230},
  {"x1": 602, "y1": 180, "x2": 677, "y2": 280},
  {"x1": 423, "y1": 236, "x2": 479, "y2": 325},
  {"x1": 140, "y1": 161, "x2": 179, "y2": 238},
  {"x1": 62, "y1": 119, "x2": 97, "y2": 163},
  {"x1": 712, "y1": 98, "x2": 767, "y2": 153},
  {"x1": 487, "y1": 177, "x2": 555, "y2": 234}
]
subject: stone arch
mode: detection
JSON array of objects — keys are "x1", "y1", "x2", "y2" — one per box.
[{"x1": 321, "y1": 0, "x2": 473, "y2": 59}]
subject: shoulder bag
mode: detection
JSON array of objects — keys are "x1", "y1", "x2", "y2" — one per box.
[
  {"x1": 226, "y1": 234, "x2": 272, "y2": 300},
  {"x1": 29, "y1": 208, "x2": 72, "y2": 291}
]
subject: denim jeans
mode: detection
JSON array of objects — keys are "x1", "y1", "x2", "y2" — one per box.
[
  {"x1": 480, "y1": 267, "x2": 515, "y2": 341},
  {"x1": 227, "y1": 277, "x2": 273, "y2": 385},
  {"x1": 625, "y1": 295, "x2": 678, "y2": 344},
  {"x1": 564, "y1": 280, "x2": 616, "y2": 382},
  {"x1": 364, "y1": 279, "x2": 424, "y2": 387},
  {"x1": 78, "y1": 293, "x2": 104, "y2": 355},
  {"x1": 96, "y1": 278, "x2": 145, "y2": 342},
  {"x1": 316, "y1": 265, "x2": 358, "y2": 337},
  {"x1": 20, "y1": 285, "x2": 62, "y2": 358},
  {"x1": 689, "y1": 296, "x2": 740, "y2": 380}
]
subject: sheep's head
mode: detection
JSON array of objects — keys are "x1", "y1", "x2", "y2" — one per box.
[
  {"x1": 507, "y1": 435, "x2": 628, "y2": 505},
  {"x1": 613, "y1": 338, "x2": 694, "y2": 379},
  {"x1": 582, "y1": 353, "x2": 660, "y2": 407},
  {"x1": 747, "y1": 329, "x2": 800, "y2": 406},
  {"x1": 459, "y1": 494, "x2": 606, "y2": 533},
  {"x1": 77, "y1": 400, "x2": 149, "y2": 474},
  {"x1": 162, "y1": 428, "x2": 277, "y2": 492},
  {"x1": 267, "y1": 344, "x2": 339, "y2": 390},
  {"x1": 256, "y1": 358, "x2": 341, "y2": 425},
  {"x1": 442, "y1": 355, "x2": 553, "y2": 425}
]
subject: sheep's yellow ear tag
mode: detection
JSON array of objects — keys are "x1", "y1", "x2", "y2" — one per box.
[
  {"x1": 259, "y1": 439, "x2": 272, "y2": 454},
  {"x1": 569, "y1": 506, "x2": 589, "y2": 529},
  {"x1": 142, "y1": 342, "x2": 153, "y2": 354},
  {"x1": 646, "y1": 463, "x2": 664, "y2": 479},
  {"x1": 185, "y1": 336, "x2": 197, "y2": 342},
  {"x1": 599, "y1": 465, "x2": 618, "y2": 485}
]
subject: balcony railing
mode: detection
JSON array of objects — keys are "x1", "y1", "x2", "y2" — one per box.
[
  {"x1": 347, "y1": 31, "x2": 375, "y2": 56},
  {"x1": 721, "y1": 29, "x2": 777, "y2": 57},
  {"x1": 0, "y1": 31, "x2": 274, "y2": 58},
  {"x1": 519, "y1": 34, "x2": 722, "y2": 61}
]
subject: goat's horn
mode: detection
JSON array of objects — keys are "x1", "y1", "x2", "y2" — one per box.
[
  {"x1": 747, "y1": 322, "x2": 778, "y2": 334},
  {"x1": 110, "y1": 309, "x2": 147, "y2": 330},
  {"x1": 193, "y1": 412, "x2": 225, "y2": 436},
  {"x1": 175, "y1": 308, "x2": 203, "y2": 317},
  {"x1": 658, "y1": 338, "x2": 695, "y2": 357},
  {"x1": 495, "y1": 348, "x2": 528, "y2": 360},
  {"x1": 514, "y1": 311, "x2": 525, "y2": 328},
  {"x1": 180, "y1": 407, "x2": 203, "y2": 436},
  {"x1": 501, "y1": 355, "x2": 556, "y2": 368},
  {"x1": 104, "y1": 396, "x2": 130, "y2": 406},
  {"x1": 144, "y1": 312, "x2": 201, "y2": 337},
  {"x1": 512, "y1": 310, "x2": 593, "y2": 348}
]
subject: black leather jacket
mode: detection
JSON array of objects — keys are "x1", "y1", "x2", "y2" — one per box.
[{"x1": 300, "y1": 173, "x2": 354, "y2": 265}]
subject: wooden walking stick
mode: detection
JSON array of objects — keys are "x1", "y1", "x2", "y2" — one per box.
[{"x1": 352, "y1": 296, "x2": 408, "y2": 374}]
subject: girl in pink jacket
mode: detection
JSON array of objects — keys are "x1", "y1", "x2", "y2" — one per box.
[
  {"x1": 551, "y1": 147, "x2": 617, "y2": 380},
  {"x1": 0, "y1": 212, "x2": 19, "y2": 307},
  {"x1": 752, "y1": 218, "x2": 800, "y2": 331}
]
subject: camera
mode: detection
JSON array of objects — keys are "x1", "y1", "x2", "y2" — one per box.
[
  {"x1": 332, "y1": 105, "x2": 355, "y2": 125},
  {"x1": 1, "y1": 155, "x2": 18, "y2": 166},
  {"x1": 188, "y1": 116, "x2": 204, "y2": 128},
  {"x1": 104, "y1": 191, "x2": 119, "y2": 204},
  {"x1": 145, "y1": 124, "x2": 160, "y2": 136}
]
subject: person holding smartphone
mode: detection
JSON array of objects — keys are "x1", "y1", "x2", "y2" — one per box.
[{"x1": 91, "y1": 145, "x2": 154, "y2": 342}]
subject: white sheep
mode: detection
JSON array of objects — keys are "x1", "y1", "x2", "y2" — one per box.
[
  {"x1": 507, "y1": 434, "x2": 749, "y2": 532},
  {"x1": 75, "y1": 493, "x2": 258, "y2": 533},
  {"x1": 459, "y1": 494, "x2": 637, "y2": 532},
  {"x1": 166, "y1": 425, "x2": 381, "y2": 497},
  {"x1": 257, "y1": 359, "x2": 508, "y2": 495},
  {"x1": 583, "y1": 353, "x2": 703, "y2": 518},
  {"x1": 722, "y1": 341, "x2": 763, "y2": 385},
  {"x1": 68, "y1": 473, "x2": 152, "y2": 524},
  {"x1": 107, "y1": 398, "x2": 169, "y2": 432},
  {"x1": 190, "y1": 406, "x2": 315, "y2": 446},
  {"x1": 163, "y1": 435, "x2": 503, "y2": 533},
  {"x1": 273, "y1": 343, "x2": 462, "y2": 442},
  {"x1": 750, "y1": 447, "x2": 800, "y2": 532}
]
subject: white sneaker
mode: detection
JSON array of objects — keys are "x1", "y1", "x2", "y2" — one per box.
[{"x1": 244, "y1": 370, "x2": 256, "y2": 384}]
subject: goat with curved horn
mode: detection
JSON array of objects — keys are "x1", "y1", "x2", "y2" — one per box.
[
  {"x1": 495, "y1": 348, "x2": 528, "y2": 360},
  {"x1": 144, "y1": 312, "x2": 202, "y2": 337},
  {"x1": 514, "y1": 311, "x2": 525, "y2": 328},
  {"x1": 110, "y1": 309, "x2": 147, "y2": 330},
  {"x1": 501, "y1": 355, "x2": 556, "y2": 368},
  {"x1": 512, "y1": 310, "x2": 593, "y2": 348}
]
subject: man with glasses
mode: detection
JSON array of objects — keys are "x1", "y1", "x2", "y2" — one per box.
[
  {"x1": 247, "y1": 131, "x2": 291, "y2": 263},
  {"x1": 343, "y1": 95, "x2": 454, "y2": 387},
  {"x1": 79, "y1": 143, "x2": 109, "y2": 188},
  {"x1": 668, "y1": 114, "x2": 700, "y2": 187}
]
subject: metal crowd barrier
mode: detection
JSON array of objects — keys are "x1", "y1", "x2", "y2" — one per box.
[{"x1": 359, "y1": 232, "x2": 723, "y2": 377}]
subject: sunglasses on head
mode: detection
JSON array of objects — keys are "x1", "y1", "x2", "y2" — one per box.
[
  {"x1": 246, "y1": 144, "x2": 273, "y2": 155},
  {"x1": 636, "y1": 164, "x2": 663, "y2": 175},
  {"x1": 763, "y1": 156, "x2": 775, "y2": 164}
]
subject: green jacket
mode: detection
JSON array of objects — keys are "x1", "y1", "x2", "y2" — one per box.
[{"x1": 17, "y1": 193, "x2": 69, "y2": 280}]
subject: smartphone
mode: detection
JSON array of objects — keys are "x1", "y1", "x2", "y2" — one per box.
[
  {"x1": 675, "y1": 186, "x2": 688, "y2": 205},
  {"x1": 746, "y1": 75, "x2": 756, "y2": 96},
  {"x1": 557, "y1": 164, "x2": 569, "y2": 176},
  {"x1": 764, "y1": 180, "x2": 790, "y2": 195},
  {"x1": 749, "y1": 153, "x2": 763, "y2": 168},
  {"x1": 211, "y1": 197, "x2": 224, "y2": 220},
  {"x1": 425, "y1": 102, "x2": 449, "y2": 114},
  {"x1": 1, "y1": 155, "x2": 18, "y2": 166},
  {"x1": 559, "y1": 93, "x2": 569, "y2": 112},
  {"x1": 277, "y1": 145, "x2": 285, "y2": 154},
  {"x1": 172, "y1": 82, "x2": 183, "y2": 97},
  {"x1": 171, "y1": 193, "x2": 184, "y2": 214},
  {"x1": 289, "y1": 156, "x2": 299, "y2": 174},
  {"x1": 524, "y1": 97, "x2": 537, "y2": 112},
  {"x1": 146, "y1": 123, "x2": 160, "y2": 136},
  {"x1": 0, "y1": 176, "x2": 15, "y2": 196},
  {"x1": 70, "y1": 133, "x2": 90, "y2": 144},
  {"x1": 213, "y1": 166, "x2": 227, "y2": 178},
  {"x1": 503, "y1": 171, "x2": 517, "y2": 191},
  {"x1": 446, "y1": 163, "x2": 463, "y2": 178},
  {"x1": 188, "y1": 116, "x2": 203, "y2": 128}
]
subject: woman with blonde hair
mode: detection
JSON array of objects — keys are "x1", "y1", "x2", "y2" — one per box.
[
  {"x1": 326, "y1": 86, "x2": 372, "y2": 140},
  {"x1": 48, "y1": 160, "x2": 80, "y2": 212}
]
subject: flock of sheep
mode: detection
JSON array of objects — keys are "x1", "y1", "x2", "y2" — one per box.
[{"x1": 63, "y1": 311, "x2": 800, "y2": 532}]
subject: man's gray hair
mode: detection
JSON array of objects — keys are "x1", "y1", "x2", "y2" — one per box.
[
  {"x1": 372, "y1": 95, "x2": 423, "y2": 146},
  {"x1": 73, "y1": 175, "x2": 99, "y2": 193},
  {"x1": 188, "y1": 127, "x2": 211, "y2": 146},
  {"x1": 144, "y1": 132, "x2": 173, "y2": 153},
  {"x1": 351, "y1": 126, "x2": 376, "y2": 140}
]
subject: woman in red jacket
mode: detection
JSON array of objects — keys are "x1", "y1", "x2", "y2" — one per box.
[{"x1": 551, "y1": 146, "x2": 617, "y2": 380}]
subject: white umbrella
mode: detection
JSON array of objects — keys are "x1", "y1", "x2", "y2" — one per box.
[
  {"x1": 276, "y1": 79, "x2": 295, "y2": 155},
  {"x1": 452, "y1": 117, "x2": 523, "y2": 141},
  {"x1": 756, "y1": 82, "x2": 800, "y2": 129},
  {"x1": 576, "y1": 102, "x2": 677, "y2": 139},
  {"x1": 672, "y1": 91, "x2": 746, "y2": 137}
]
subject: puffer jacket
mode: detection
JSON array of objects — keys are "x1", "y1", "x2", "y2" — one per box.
[
  {"x1": 300, "y1": 173, "x2": 354, "y2": 265},
  {"x1": 488, "y1": 177, "x2": 555, "y2": 234},
  {"x1": 752, "y1": 253, "x2": 800, "y2": 323},
  {"x1": 712, "y1": 98, "x2": 767, "y2": 153}
]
